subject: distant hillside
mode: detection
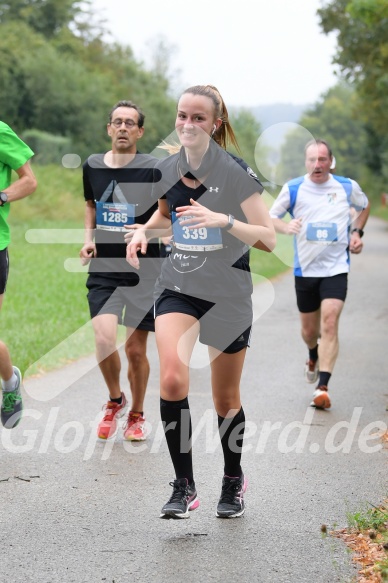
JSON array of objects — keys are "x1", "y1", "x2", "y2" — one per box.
[
  {"x1": 250, "y1": 103, "x2": 312, "y2": 149},
  {"x1": 251, "y1": 103, "x2": 311, "y2": 129}
]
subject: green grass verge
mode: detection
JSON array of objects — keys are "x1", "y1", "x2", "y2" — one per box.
[
  {"x1": 250, "y1": 233, "x2": 292, "y2": 283},
  {"x1": 3, "y1": 217, "x2": 93, "y2": 377},
  {"x1": 2, "y1": 165, "x2": 95, "y2": 377},
  {"x1": 372, "y1": 204, "x2": 388, "y2": 222},
  {"x1": 348, "y1": 502, "x2": 388, "y2": 532},
  {"x1": 346, "y1": 500, "x2": 388, "y2": 580}
]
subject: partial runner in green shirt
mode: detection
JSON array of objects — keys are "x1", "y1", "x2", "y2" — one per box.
[{"x1": 0, "y1": 121, "x2": 37, "y2": 428}]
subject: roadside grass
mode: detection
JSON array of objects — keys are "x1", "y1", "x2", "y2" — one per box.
[
  {"x1": 3, "y1": 216, "x2": 93, "y2": 377},
  {"x1": 372, "y1": 205, "x2": 388, "y2": 223},
  {"x1": 348, "y1": 503, "x2": 388, "y2": 532},
  {"x1": 331, "y1": 496, "x2": 388, "y2": 582},
  {"x1": 250, "y1": 233, "x2": 292, "y2": 283},
  {"x1": 2, "y1": 165, "x2": 96, "y2": 377}
]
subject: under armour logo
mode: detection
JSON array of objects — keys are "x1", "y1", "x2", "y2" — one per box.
[{"x1": 208, "y1": 187, "x2": 219, "y2": 192}]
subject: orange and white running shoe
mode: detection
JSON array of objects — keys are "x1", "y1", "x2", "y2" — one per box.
[
  {"x1": 97, "y1": 392, "x2": 128, "y2": 440},
  {"x1": 311, "y1": 386, "x2": 331, "y2": 409}
]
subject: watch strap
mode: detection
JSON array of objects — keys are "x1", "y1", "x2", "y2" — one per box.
[
  {"x1": 351, "y1": 227, "x2": 364, "y2": 238},
  {"x1": 224, "y1": 214, "x2": 235, "y2": 231}
]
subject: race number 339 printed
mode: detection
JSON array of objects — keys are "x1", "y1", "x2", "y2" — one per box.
[{"x1": 171, "y1": 211, "x2": 223, "y2": 251}]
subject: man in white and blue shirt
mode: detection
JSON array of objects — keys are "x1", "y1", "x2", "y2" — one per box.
[{"x1": 270, "y1": 139, "x2": 370, "y2": 409}]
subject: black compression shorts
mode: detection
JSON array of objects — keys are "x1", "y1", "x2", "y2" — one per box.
[
  {"x1": 295, "y1": 273, "x2": 348, "y2": 313},
  {"x1": 155, "y1": 289, "x2": 252, "y2": 353}
]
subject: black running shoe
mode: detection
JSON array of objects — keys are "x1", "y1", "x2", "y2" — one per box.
[
  {"x1": 160, "y1": 478, "x2": 199, "y2": 519},
  {"x1": 216, "y1": 474, "x2": 247, "y2": 518}
]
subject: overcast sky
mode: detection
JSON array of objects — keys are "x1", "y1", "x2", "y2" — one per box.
[{"x1": 91, "y1": 0, "x2": 339, "y2": 108}]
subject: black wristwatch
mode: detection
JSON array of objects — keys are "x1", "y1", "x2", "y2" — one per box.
[
  {"x1": 0, "y1": 192, "x2": 8, "y2": 207},
  {"x1": 224, "y1": 214, "x2": 235, "y2": 231},
  {"x1": 351, "y1": 228, "x2": 364, "y2": 238}
]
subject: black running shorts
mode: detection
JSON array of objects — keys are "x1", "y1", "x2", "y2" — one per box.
[
  {"x1": 86, "y1": 274, "x2": 156, "y2": 331},
  {"x1": 155, "y1": 289, "x2": 252, "y2": 353},
  {"x1": 295, "y1": 273, "x2": 348, "y2": 313},
  {"x1": 0, "y1": 248, "x2": 9, "y2": 295}
]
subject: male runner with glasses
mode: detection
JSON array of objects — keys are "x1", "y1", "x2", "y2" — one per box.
[{"x1": 80, "y1": 101, "x2": 160, "y2": 441}]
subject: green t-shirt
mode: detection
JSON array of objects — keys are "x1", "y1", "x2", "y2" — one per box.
[{"x1": 0, "y1": 121, "x2": 34, "y2": 250}]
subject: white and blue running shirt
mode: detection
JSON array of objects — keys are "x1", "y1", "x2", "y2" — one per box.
[{"x1": 270, "y1": 174, "x2": 369, "y2": 277}]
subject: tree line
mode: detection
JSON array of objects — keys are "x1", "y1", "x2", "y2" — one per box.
[
  {"x1": 0, "y1": 0, "x2": 387, "y2": 204},
  {"x1": 0, "y1": 0, "x2": 262, "y2": 170},
  {"x1": 278, "y1": 0, "x2": 388, "y2": 203}
]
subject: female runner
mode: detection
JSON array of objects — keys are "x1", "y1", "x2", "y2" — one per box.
[{"x1": 126, "y1": 85, "x2": 276, "y2": 518}]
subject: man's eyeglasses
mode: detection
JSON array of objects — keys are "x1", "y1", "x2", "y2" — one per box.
[{"x1": 110, "y1": 119, "x2": 138, "y2": 129}]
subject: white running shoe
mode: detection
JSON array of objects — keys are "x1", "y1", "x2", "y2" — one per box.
[{"x1": 304, "y1": 359, "x2": 319, "y2": 383}]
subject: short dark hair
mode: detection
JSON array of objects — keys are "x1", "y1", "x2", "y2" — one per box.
[
  {"x1": 304, "y1": 139, "x2": 333, "y2": 158},
  {"x1": 108, "y1": 100, "x2": 145, "y2": 128}
]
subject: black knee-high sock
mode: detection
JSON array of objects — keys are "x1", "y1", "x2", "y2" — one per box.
[
  {"x1": 160, "y1": 397, "x2": 193, "y2": 483},
  {"x1": 217, "y1": 407, "x2": 245, "y2": 478}
]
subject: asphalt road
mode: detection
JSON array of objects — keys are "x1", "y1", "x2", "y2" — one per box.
[{"x1": 1, "y1": 217, "x2": 387, "y2": 583}]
